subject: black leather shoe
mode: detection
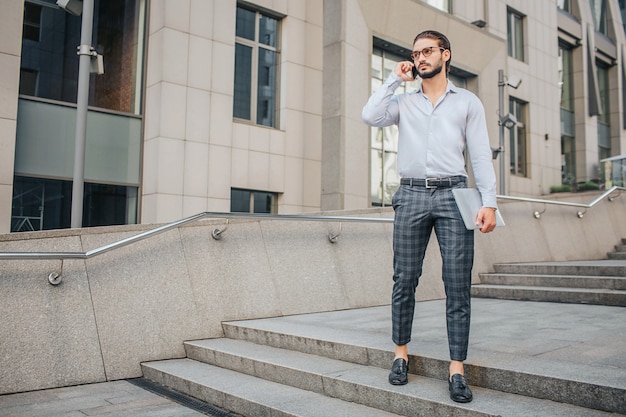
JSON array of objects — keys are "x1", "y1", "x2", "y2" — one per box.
[
  {"x1": 388, "y1": 358, "x2": 408, "y2": 385},
  {"x1": 449, "y1": 373, "x2": 473, "y2": 403}
]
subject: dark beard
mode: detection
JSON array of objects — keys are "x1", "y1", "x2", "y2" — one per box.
[{"x1": 418, "y1": 63, "x2": 443, "y2": 79}]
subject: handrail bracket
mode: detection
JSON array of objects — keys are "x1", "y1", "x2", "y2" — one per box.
[{"x1": 211, "y1": 219, "x2": 230, "y2": 240}]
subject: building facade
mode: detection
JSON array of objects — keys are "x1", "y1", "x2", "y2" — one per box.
[{"x1": 0, "y1": 0, "x2": 625, "y2": 234}]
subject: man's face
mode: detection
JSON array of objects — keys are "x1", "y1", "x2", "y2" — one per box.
[{"x1": 412, "y1": 38, "x2": 447, "y2": 79}]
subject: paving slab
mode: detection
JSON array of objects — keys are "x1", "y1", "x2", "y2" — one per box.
[{"x1": 0, "y1": 380, "x2": 208, "y2": 417}]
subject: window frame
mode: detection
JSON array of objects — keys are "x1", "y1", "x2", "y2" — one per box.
[
  {"x1": 509, "y1": 97, "x2": 528, "y2": 177},
  {"x1": 557, "y1": 0, "x2": 571, "y2": 13},
  {"x1": 369, "y1": 39, "x2": 417, "y2": 207},
  {"x1": 421, "y1": 0, "x2": 451, "y2": 13},
  {"x1": 233, "y1": 5, "x2": 282, "y2": 128},
  {"x1": 507, "y1": 7, "x2": 525, "y2": 62},
  {"x1": 230, "y1": 188, "x2": 278, "y2": 213},
  {"x1": 591, "y1": 0, "x2": 609, "y2": 36},
  {"x1": 23, "y1": 1, "x2": 42, "y2": 42}
]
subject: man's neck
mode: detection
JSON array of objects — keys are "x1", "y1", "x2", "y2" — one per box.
[
  {"x1": 421, "y1": 74, "x2": 448, "y2": 105},
  {"x1": 421, "y1": 74, "x2": 448, "y2": 95}
]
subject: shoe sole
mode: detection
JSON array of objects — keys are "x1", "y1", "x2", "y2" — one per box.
[
  {"x1": 389, "y1": 376, "x2": 408, "y2": 385},
  {"x1": 450, "y1": 395, "x2": 473, "y2": 403}
]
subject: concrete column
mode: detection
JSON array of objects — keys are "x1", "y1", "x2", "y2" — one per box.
[{"x1": 0, "y1": 0, "x2": 23, "y2": 234}]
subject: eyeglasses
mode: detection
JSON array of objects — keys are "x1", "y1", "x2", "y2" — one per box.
[{"x1": 410, "y1": 47, "x2": 445, "y2": 60}]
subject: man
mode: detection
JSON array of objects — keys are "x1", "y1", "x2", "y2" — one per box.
[{"x1": 361, "y1": 30, "x2": 498, "y2": 403}]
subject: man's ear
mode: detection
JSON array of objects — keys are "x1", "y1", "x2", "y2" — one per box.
[{"x1": 443, "y1": 49, "x2": 451, "y2": 64}]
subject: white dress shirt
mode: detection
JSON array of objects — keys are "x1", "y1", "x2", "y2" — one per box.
[{"x1": 361, "y1": 73, "x2": 497, "y2": 208}]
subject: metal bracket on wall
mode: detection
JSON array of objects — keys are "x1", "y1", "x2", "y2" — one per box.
[
  {"x1": 608, "y1": 190, "x2": 622, "y2": 202},
  {"x1": 533, "y1": 204, "x2": 547, "y2": 219},
  {"x1": 48, "y1": 260, "x2": 63, "y2": 286},
  {"x1": 211, "y1": 219, "x2": 230, "y2": 240},
  {"x1": 328, "y1": 223, "x2": 342, "y2": 243}
]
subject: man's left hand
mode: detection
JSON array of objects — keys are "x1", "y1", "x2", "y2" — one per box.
[{"x1": 476, "y1": 207, "x2": 497, "y2": 233}]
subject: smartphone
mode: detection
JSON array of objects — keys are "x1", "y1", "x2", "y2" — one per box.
[{"x1": 411, "y1": 65, "x2": 419, "y2": 80}]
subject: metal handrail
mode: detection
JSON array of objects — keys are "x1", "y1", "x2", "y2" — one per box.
[
  {"x1": 497, "y1": 185, "x2": 624, "y2": 218},
  {"x1": 0, "y1": 186, "x2": 623, "y2": 263},
  {"x1": 0, "y1": 212, "x2": 393, "y2": 261},
  {"x1": 497, "y1": 185, "x2": 624, "y2": 208}
]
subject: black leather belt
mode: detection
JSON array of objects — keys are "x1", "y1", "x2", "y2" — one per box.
[{"x1": 400, "y1": 176, "x2": 466, "y2": 188}]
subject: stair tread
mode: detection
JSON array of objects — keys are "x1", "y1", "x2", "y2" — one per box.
[
  {"x1": 142, "y1": 358, "x2": 401, "y2": 417},
  {"x1": 491, "y1": 261, "x2": 626, "y2": 277},
  {"x1": 472, "y1": 284, "x2": 626, "y2": 294},
  {"x1": 480, "y1": 273, "x2": 626, "y2": 279},
  {"x1": 145, "y1": 346, "x2": 616, "y2": 417},
  {"x1": 221, "y1": 302, "x2": 626, "y2": 392}
]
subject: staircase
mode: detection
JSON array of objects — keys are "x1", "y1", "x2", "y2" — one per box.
[
  {"x1": 608, "y1": 238, "x2": 626, "y2": 260},
  {"x1": 472, "y1": 248, "x2": 626, "y2": 307},
  {"x1": 141, "y1": 293, "x2": 625, "y2": 416}
]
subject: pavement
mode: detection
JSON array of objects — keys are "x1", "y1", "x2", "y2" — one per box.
[
  {"x1": 1, "y1": 260, "x2": 625, "y2": 416},
  {"x1": 0, "y1": 379, "x2": 214, "y2": 417}
]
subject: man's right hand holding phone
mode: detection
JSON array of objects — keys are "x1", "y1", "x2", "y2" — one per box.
[{"x1": 395, "y1": 61, "x2": 417, "y2": 82}]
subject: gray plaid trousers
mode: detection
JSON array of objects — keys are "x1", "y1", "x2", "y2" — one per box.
[{"x1": 391, "y1": 183, "x2": 474, "y2": 361}]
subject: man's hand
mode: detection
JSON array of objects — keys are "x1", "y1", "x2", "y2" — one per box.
[
  {"x1": 394, "y1": 61, "x2": 416, "y2": 82},
  {"x1": 476, "y1": 207, "x2": 497, "y2": 233}
]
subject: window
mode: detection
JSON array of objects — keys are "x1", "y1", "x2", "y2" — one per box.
[
  {"x1": 11, "y1": 176, "x2": 137, "y2": 232},
  {"x1": 559, "y1": 45, "x2": 576, "y2": 185},
  {"x1": 591, "y1": 0, "x2": 609, "y2": 36},
  {"x1": 19, "y1": 68, "x2": 38, "y2": 96},
  {"x1": 369, "y1": 39, "x2": 417, "y2": 207},
  {"x1": 620, "y1": 0, "x2": 626, "y2": 37},
  {"x1": 231, "y1": 189, "x2": 277, "y2": 213},
  {"x1": 19, "y1": 0, "x2": 146, "y2": 115},
  {"x1": 559, "y1": 46, "x2": 574, "y2": 113},
  {"x1": 22, "y1": 2, "x2": 41, "y2": 42},
  {"x1": 234, "y1": 5, "x2": 280, "y2": 128},
  {"x1": 509, "y1": 98, "x2": 528, "y2": 177},
  {"x1": 597, "y1": 65, "x2": 611, "y2": 160},
  {"x1": 421, "y1": 0, "x2": 450, "y2": 13},
  {"x1": 507, "y1": 8, "x2": 525, "y2": 61},
  {"x1": 561, "y1": 136, "x2": 576, "y2": 185},
  {"x1": 13, "y1": 0, "x2": 146, "y2": 231},
  {"x1": 557, "y1": 0, "x2": 571, "y2": 13}
]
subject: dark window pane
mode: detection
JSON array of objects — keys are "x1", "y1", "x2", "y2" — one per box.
[
  {"x1": 91, "y1": 0, "x2": 145, "y2": 113},
  {"x1": 231, "y1": 189, "x2": 251, "y2": 212},
  {"x1": 83, "y1": 183, "x2": 137, "y2": 227},
  {"x1": 257, "y1": 48, "x2": 276, "y2": 127},
  {"x1": 234, "y1": 43, "x2": 252, "y2": 120},
  {"x1": 259, "y1": 14, "x2": 277, "y2": 47},
  {"x1": 11, "y1": 176, "x2": 71, "y2": 232},
  {"x1": 23, "y1": 3, "x2": 41, "y2": 42},
  {"x1": 253, "y1": 191, "x2": 272, "y2": 213},
  {"x1": 20, "y1": 0, "x2": 145, "y2": 114},
  {"x1": 11, "y1": 176, "x2": 137, "y2": 232},
  {"x1": 236, "y1": 7, "x2": 255, "y2": 40},
  {"x1": 19, "y1": 68, "x2": 38, "y2": 96}
]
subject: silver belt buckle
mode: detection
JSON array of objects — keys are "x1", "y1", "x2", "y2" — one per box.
[{"x1": 425, "y1": 178, "x2": 438, "y2": 188}]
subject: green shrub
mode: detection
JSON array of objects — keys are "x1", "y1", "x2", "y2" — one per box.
[
  {"x1": 550, "y1": 184, "x2": 572, "y2": 193},
  {"x1": 577, "y1": 181, "x2": 600, "y2": 191}
]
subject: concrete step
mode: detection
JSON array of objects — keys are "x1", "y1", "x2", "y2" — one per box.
[
  {"x1": 141, "y1": 358, "x2": 402, "y2": 417},
  {"x1": 142, "y1": 340, "x2": 617, "y2": 417},
  {"x1": 220, "y1": 313, "x2": 625, "y2": 414},
  {"x1": 492, "y1": 261, "x2": 626, "y2": 277},
  {"x1": 471, "y1": 284, "x2": 626, "y2": 306},
  {"x1": 614, "y1": 244, "x2": 626, "y2": 252},
  {"x1": 608, "y1": 252, "x2": 626, "y2": 260},
  {"x1": 478, "y1": 273, "x2": 626, "y2": 290}
]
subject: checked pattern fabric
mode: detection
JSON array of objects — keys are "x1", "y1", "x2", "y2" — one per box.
[{"x1": 390, "y1": 183, "x2": 475, "y2": 361}]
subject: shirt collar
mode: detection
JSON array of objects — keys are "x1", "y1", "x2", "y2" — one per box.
[{"x1": 415, "y1": 78, "x2": 457, "y2": 95}]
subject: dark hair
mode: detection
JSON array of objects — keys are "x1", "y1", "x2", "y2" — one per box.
[{"x1": 413, "y1": 30, "x2": 451, "y2": 74}]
